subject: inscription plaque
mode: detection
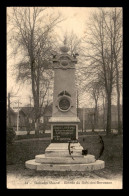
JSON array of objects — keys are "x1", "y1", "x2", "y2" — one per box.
[{"x1": 52, "y1": 125, "x2": 77, "y2": 143}]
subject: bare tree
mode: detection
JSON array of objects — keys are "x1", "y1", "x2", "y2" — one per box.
[
  {"x1": 7, "y1": 7, "x2": 63, "y2": 134},
  {"x1": 99, "y1": 8, "x2": 122, "y2": 134},
  {"x1": 81, "y1": 8, "x2": 122, "y2": 135},
  {"x1": 111, "y1": 8, "x2": 122, "y2": 134}
]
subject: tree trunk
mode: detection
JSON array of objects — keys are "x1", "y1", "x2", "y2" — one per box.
[
  {"x1": 92, "y1": 114, "x2": 95, "y2": 132},
  {"x1": 94, "y1": 101, "x2": 98, "y2": 129},
  {"x1": 102, "y1": 95, "x2": 106, "y2": 131},
  {"x1": 106, "y1": 93, "x2": 112, "y2": 135},
  {"x1": 25, "y1": 118, "x2": 31, "y2": 135},
  {"x1": 8, "y1": 93, "x2": 11, "y2": 127},
  {"x1": 34, "y1": 102, "x2": 40, "y2": 135},
  {"x1": 30, "y1": 59, "x2": 40, "y2": 135},
  {"x1": 115, "y1": 58, "x2": 122, "y2": 135},
  {"x1": 117, "y1": 89, "x2": 122, "y2": 134},
  {"x1": 35, "y1": 119, "x2": 39, "y2": 135}
]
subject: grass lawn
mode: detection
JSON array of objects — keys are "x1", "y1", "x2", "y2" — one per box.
[{"x1": 6, "y1": 133, "x2": 123, "y2": 189}]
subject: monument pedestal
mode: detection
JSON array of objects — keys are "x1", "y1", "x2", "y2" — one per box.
[
  {"x1": 25, "y1": 118, "x2": 105, "y2": 171},
  {"x1": 25, "y1": 142, "x2": 105, "y2": 171},
  {"x1": 25, "y1": 117, "x2": 105, "y2": 171}
]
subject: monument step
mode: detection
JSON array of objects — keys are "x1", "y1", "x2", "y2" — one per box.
[
  {"x1": 47, "y1": 142, "x2": 83, "y2": 150},
  {"x1": 45, "y1": 151, "x2": 83, "y2": 157},
  {"x1": 45, "y1": 143, "x2": 83, "y2": 150},
  {"x1": 25, "y1": 159, "x2": 105, "y2": 171},
  {"x1": 45, "y1": 142, "x2": 84, "y2": 157},
  {"x1": 35, "y1": 154, "x2": 95, "y2": 164}
]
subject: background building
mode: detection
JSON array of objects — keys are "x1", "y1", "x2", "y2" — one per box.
[{"x1": 7, "y1": 104, "x2": 122, "y2": 132}]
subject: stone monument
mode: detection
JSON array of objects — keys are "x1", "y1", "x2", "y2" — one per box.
[{"x1": 25, "y1": 40, "x2": 105, "y2": 171}]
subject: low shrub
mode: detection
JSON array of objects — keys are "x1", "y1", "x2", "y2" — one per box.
[{"x1": 6, "y1": 127, "x2": 16, "y2": 144}]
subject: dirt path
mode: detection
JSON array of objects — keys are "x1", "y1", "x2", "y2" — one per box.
[{"x1": 7, "y1": 164, "x2": 122, "y2": 189}]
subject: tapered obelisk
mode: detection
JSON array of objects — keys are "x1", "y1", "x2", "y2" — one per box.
[{"x1": 49, "y1": 39, "x2": 80, "y2": 143}]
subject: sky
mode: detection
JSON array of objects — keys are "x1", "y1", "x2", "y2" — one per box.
[{"x1": 7, "y1": 7, "x2": 121, "y2": 108}]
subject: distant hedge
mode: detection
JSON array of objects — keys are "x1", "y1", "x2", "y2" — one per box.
[{"x1": 15, "y1": 132, "x2": 51, "y2": 140}]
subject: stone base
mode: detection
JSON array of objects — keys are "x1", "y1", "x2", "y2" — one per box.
[
  {"x1": 25, "y1": 142, "x2": 105, "y2": 171},
  {"x1": 35, "y1": 154, "x2": 95, "y2": 164},
  {"x1": 25, "y1": 158, "x2": 105, "y2": 171}
]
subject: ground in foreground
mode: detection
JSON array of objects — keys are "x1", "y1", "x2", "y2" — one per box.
[{"x1": 7, "y1": 134, "x2": 123, "y2": 189}]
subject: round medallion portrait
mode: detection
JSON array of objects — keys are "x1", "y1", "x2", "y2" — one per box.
[{"x1": 59, "y1": 97, "x2": 70, "y2": 111}]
